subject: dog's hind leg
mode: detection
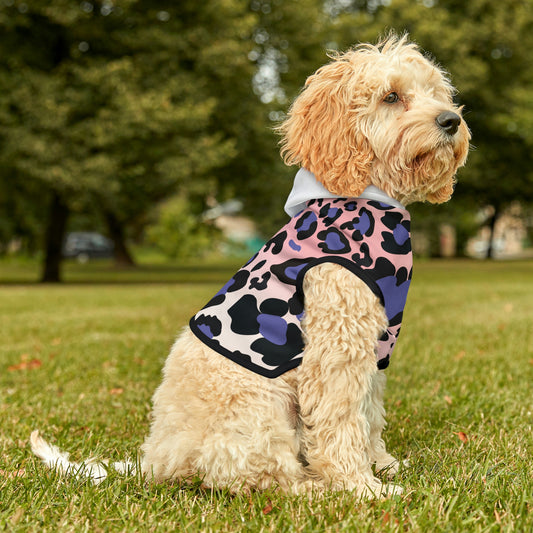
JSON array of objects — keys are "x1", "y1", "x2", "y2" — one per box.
[
  {"x1": 297, "y1": 263, "x2": 402, "y2": 497},
  {"x1": 141, "y1": 330, "x2": 308, "y2": 493}
]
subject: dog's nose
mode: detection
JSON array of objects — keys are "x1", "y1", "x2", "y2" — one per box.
[{"x1": 436, "y1": 111, "x2": 461, "y2": 136}]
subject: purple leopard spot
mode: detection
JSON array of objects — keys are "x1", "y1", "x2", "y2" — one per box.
[
  {"x1": 297, "y1": 212, "x2": 317, "y2": 233},
  {"x1": 285, "y1": 262, "x2": 307, "y2": 280},
  {"x1": 325, "y1": 232, "x2": 345, "y2": 251},
  {"x1": 258, "y1": 314, "x2": 288, "y2": 345},
  {"x1": 289, "y1": 239, "x2": 301, "y2": 251},
  {"x1": 393, "y1": 224, "x2": 409, "y2": 246},
  {"x1": 328, "y1": 208, "x2": 339, "y2": 218},
  {"x1": 354, "y1": 212, "x2": 371, "y2": 235},
  {"x1": 376, "y1": 276, "x2": 411, "y2": 321},
  {"x1": 198, "y1": 323, "x2": 214, "y2": 339}
]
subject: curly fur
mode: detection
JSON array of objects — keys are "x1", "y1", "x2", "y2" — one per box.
[
  {"x1": 139, "y1": 35, "x2": 469, "y2": 497},
  {"x1": 31, "y1": 34, "x2": 469, "y2": 498},
  {"x1": 278, "y1": 35, "x2": 469, "y2": 205}
]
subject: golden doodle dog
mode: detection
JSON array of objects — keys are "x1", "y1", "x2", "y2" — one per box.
[{"x1": 32, "y1": 35, "x2": 469, "y2": 498}]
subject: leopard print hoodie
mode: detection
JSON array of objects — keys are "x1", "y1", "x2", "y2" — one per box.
[{"x1": 190, "y1": 195, "x2": 413, "y2": 378}]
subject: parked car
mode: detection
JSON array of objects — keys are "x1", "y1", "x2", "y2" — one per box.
[{"x1": 62, "y1": 232, "x2": 114, "y2": 263}]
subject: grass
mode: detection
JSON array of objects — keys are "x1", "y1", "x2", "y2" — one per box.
[{"x1": 0, "y1": 258, "x2": 532, "y2": 532}]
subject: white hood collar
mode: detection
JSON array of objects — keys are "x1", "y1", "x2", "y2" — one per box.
[{"x1": 284, "y1": 168, "x2": 405, "y2": 217}]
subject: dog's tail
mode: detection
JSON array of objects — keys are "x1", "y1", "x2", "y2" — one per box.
[{"x1": 30, "y1": 430, "x2": 136, "y2": 485}]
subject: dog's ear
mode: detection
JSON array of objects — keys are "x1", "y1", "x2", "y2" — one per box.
[{"x1": 278, "y1": 58, "x2": 374, "y2": 197}]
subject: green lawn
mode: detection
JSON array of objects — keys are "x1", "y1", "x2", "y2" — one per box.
[{"x1": 1, "y1": 259, "x2": 532, "y2": 532}]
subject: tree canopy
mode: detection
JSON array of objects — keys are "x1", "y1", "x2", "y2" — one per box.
[{"x1": 1, "y1": 0, "x2": 532, "y2": 277}]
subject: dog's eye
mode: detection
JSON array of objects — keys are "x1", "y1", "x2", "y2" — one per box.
[{"x1": 383, "y1": 92, "x2": 399, "y2": 104}]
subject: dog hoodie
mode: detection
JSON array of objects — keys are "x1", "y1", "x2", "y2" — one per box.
[{"x1": 190, "y1": 171, "x2": 412, "y2": 378}]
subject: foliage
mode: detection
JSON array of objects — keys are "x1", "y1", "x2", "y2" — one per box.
[
  {"x1": 0, "y1": 1, "x2": 248, "y2": 223},
  {"x1": 0, "y1": 259, "x2": 532, "y2": 530},
  {"x1": 146, "y1": 195, "x2": 222, "y2": 259},
  {"x1": 2, "y1": 0, "x2": 533, "y2": 267}
]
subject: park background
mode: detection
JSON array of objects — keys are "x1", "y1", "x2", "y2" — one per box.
[
  {"x1": 1, "y1": 1, "x2": 532, "y2": 532},
  {"x1": 1, "y1": 0, "x2": 533, "y2": 280}
]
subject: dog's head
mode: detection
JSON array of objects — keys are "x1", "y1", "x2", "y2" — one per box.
[{"x1": 279, "y1": 35, "x2": 470, "y2": 205}]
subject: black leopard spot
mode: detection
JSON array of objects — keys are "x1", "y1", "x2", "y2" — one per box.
[
  {"x1": 253, "y1": 323, "x2": 304, "y2": 366},
  {"x1": 396, "y1": 266, "x2": 410, "y2": 285},
  {"x1": 295, "y1": 211, "x2": 318, "y2": 240},
  {"x1": 372, "y1": 257, "x2": 397, "y2": 278},
  {"x1": 288, "y1": 293, "x2": 304, "y2": 317},
  {"x1": 317, "y1": 227, "x2": 351, "y2": 254},
  {"x1": 319, "y1": 203, "x2": 342, "y2": 227},
  {"x1": 251, "y1": 259, "x2": 267, "y2": 272},
  {"x1": 226, "y1": 269, "x2": 250, "y2": 293},
  {"x1": 249, "y1": 272, "x2": 271, "y2": 291},
  {"x1": 380, "y1": 211, "x2": 405, "y2": 230},
  {"x1": 264, "y1": 231, "x2": 287, "y2": 255},
  {"x1": 368, "y1": 200, "x2": 395, "y2": 211},
  {"x1": 352, "y1": 242, "x2": 372, "y2": 267},
  {"x1": 260, "y1": 298, "x2": 289, "y2": 316},
  {"x1": 271, "y1": 258, "x2": 310, "y2": 285},
  {"x1": 341, "y1": 207, "x2": 375, "y2": 241},
  {"x1": 227, "y1": 294, "x2": 260, "y2": 335},
  {"x1": 381, "y1": 225, "x2": 411, "y2": 255},
  {"x1": 377, "y1": 354, "x2": 390, "y2": 369},
  {"x1": 194, "y1": 314, "x2": 222, "y2": 339},
  {"x1": 230, "y1": 349, "x2": 253, "y2": 365}
]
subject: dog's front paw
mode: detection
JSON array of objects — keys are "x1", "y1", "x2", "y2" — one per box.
[
  {"x1": 375, "y1": 455, "x2": 409, "y2": 478},
  {"x1": 357, "y1": 480, "x2": 404, "y2": 499}
]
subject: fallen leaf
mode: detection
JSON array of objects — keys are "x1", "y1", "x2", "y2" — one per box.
[
  {"x1": 444, "y1": 395, "x2": 453, "y2": 405},
  {"x1": 454, "y1": 350, "x2": 466, "y2": 360},
  {"x1": 262, "y1": 500, "x2": 273, "y2": 515},
  {"x1": 109, "y1": 388, "x2": 124, "y2": 395},
  {"x1": 455, "y1": 431, "x2": 468, "y2": 443},
  {"x1": 8, "y1": 358, "x2": 42, "y2": 372}
]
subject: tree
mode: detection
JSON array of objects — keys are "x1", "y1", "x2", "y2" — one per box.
[
  {"x1": 196, "y1": 0, "x2": 330, "y2": 236},
  {"x1": 0, "y1": 1, "x2": 254, "y2": 280}
]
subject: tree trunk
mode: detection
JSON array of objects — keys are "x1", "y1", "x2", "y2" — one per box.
[
  {"x1": 41, "y1": 191, "x2": 69, "y2": 283},
  {"x1": 486, "y1": 205, "x2": 500, "y2": 259},
  {"x1": 104, "y1": 210, "x2": 136, "y2": 267}
]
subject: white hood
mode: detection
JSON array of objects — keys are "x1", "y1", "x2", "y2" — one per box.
[{"x1": 284, "y1": 168, "x2": 405, "y2": 217}]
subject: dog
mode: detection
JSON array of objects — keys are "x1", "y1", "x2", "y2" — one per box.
[{"x1": 31, "y1": 34, "x2": 469, "y2": 498}]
